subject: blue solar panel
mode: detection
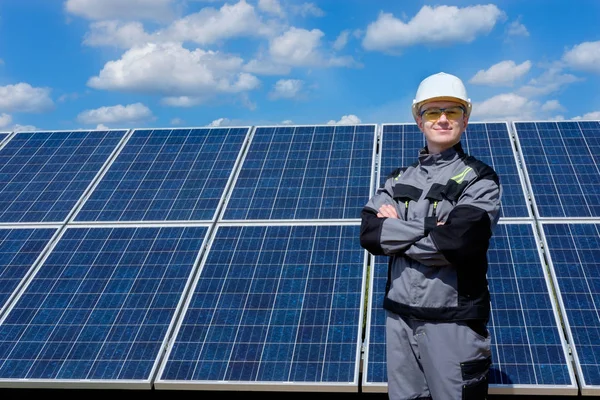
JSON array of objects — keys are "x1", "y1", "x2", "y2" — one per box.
[
  {"x1": 74, "y1": 127, "x2": 250, "y2": 222},
  {"x1": 362, "y1": 222, "x2": 576, "y2": 394},
  {"x1": 515, "y1": 121, "x2": 600, "y2": 218},
  {"x1": 0, "y1": 227, "x2": 56, "y2": 315},
  {"x1": 542, "y1": 222, "x2": 600, "y2": 395},
  {"x1": 221, "y1": 125, "x2": 376, "y2": 221},
  {"x1": 0, "y1": 130, "x2": 127, "y2": 223},
  {"x1": 156, "y1": 224, "x2": 365, "y2": 391},
  {"x1": 0, "y1": 133, "x2": 8, "y2": 144},
  {"x1": 0, "y1": 225, "x2": 208, "y2": 388},
  {"x1": 381, "y1": 123, "x2": 530, "y2": 219}
]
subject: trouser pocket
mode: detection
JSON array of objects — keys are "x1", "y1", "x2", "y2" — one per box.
[{"x1": 461, "y1": 356, "x2": 491, "y2": 400}]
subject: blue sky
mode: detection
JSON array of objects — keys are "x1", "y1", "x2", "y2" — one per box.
[{"x1": 1, "y1": 0, "x2": 599, "y2": 131}]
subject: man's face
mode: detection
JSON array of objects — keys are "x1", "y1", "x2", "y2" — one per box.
[{"x1": 416, "y1": 100, "x2": 468, "y2": 154}]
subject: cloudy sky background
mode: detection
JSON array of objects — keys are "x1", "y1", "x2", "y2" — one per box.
[{"x1": 1, "y1": 0, "x2": 599, "y2": 131}]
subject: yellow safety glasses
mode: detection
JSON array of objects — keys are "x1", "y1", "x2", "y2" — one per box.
[{"x1": 420, "y1": 106, "x2": 465, "y2": 122}]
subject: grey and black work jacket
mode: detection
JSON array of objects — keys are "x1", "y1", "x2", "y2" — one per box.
[{"x1": 360, "y1": 142, "x2": 501, "y2": 322}]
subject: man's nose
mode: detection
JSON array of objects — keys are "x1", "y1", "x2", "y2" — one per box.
[{"x1": 438, "y1": 112, "x2": 449, "y2": 122}]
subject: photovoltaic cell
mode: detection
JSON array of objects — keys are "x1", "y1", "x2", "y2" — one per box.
[
  {"x1": 380, "y1": 123, "x2": 529, "y2": 219},
  {"x1": 542, "y1": 222, "x2": 600, "y2": 395},
  {"x1": 0, "y1": 130, "x2": 127, "y2": 223},
  {"x1": 0, "y1": 228, "x2": 56, "y2": 314},
  {"x1": 75, "y1": 127, "x2": 250, "y2": 222},
  {"x1": 0, "y1": 133, "x2": 8, "y2": 143},
  {"x1": 156, "y1": 224, "x2": 365, "y2": 391},
  {"x1": 515, "y1": 121, "x2": 600, "y2": 218},
  {"x1": 221, "y1": 125, "x2": 375, "y2": 221},
  {"x1": 0, "y1": 225, "x2": 207, "y2": 388},
  {"x1": 362, "y1": 222, "x2": 575, "y2": 394}
]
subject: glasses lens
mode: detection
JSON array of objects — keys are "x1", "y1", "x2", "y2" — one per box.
[
  {"x1": 444, "y1": 107, "x2": 464, "y2": 120},
  {"x1": 421, "y1": 107, "x2": 464, "y2": 121},
  {"x1": 422, "y1": 108, "x2": 442, "y2": 121}
]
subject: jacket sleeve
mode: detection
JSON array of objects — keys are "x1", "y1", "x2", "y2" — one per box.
[
  {"x1": 403, "y1": 175, "x2": 501, "y2": 266},
  {"x1": 360, "y1": 177, "x2": 431, "y2": 256}
]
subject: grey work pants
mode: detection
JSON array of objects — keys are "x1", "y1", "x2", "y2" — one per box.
[{"x1": 386, "y1": 311, "x2": 491, "y2": 400}]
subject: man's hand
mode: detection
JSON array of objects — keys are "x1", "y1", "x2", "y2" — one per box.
[{"x1": 377, "y1": 204, "x2": 399, "y2": 219}]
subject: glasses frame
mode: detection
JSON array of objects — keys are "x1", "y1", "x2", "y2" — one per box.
[{"x1": 419, "y1": 106, "x2": 466, "y2": 121}]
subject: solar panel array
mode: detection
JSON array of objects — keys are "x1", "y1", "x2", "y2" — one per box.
[{"x1": 0, "y1": 121, "x2": 598, "y2": 395}]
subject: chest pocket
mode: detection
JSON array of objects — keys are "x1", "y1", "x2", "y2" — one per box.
[
  {"x1": 392, "y1": 184, "x2": 422, "y2": 220},
  {"x1": 424, "y1": 176, "x2": 472, "y2": 218}
]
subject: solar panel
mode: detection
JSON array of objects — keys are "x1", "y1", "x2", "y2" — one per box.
[
  {"x1": 0, "y1": 130, "x2": 127, "y2": 223},
  {"x1": 541, "y1": 222, "x2": 600, "y2": 395},
  {"x1": 380, "y1": 122, "x2": 530, "y2": 219},
  {"x1": 0, "y1": 133, "x2": 9, "y2": 144},
  {"x1": 0, "y1": 227, "x2": 57, "y2": 316},
  {"x1": 515, "y1": 121, "x2": 600, "y2": 218},
  {"x1": 0, "y1": 225, "x2": 208, "y2": 388},
  {"x1": 362, "y1": 222, "x2": 576, "y2": 395},
  {"x1": 220, "y1": 125, "x2": 376, "y2": 221},
  {"x1": 155, "y1": 223, "x2": 365, "y2": 392},
  {"x1": 74, "y1": 127, "x2": 250, "y2": 223}
]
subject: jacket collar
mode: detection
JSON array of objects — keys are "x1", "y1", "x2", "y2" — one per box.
[{"x1": 418, "y1": 142, "x2": 465, "y2": 166}]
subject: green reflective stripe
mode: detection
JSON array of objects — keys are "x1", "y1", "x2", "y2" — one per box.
[{"x1": 451, "y1": 167, "x2": 472, "y2": 184}]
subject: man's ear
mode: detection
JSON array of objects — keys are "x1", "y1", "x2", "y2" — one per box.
[
  {"x1": 417, "y1": 116, "x2": 424, "y2": 131},
  {"x1": 463, "y1": 116, "x2": 469, "y2": 130}
]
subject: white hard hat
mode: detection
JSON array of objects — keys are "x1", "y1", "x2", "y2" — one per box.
[{"x1": 412, "y1": 72, "x2": 472, "y2": 121}]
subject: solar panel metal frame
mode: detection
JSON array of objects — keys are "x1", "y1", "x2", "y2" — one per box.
[
  {"x1": 154, "y1": 221, "x2": 367, "y2": 392},
  {"x1": 0, "y1": 132, "x2": 10, "y2": 146},
  {"x1": 361, "y1": 220, "x2": 577, "y2": 395},
  {"x1": 512, "y1": 120, "x2": 600, "y2": 220},
  {"x1": 379, "y1": 122, "x2": 533, "y2": 220},
  {"x1": 539, "y1": 219, "x2": 600, "y2": 396},
  {"x1": 69, "y1": 126, "x2": 253, "y2": 224},
  {"x1": 0, "y1": 222, "x2": 212, "y2": 389},
  {"x1": 218, "y1": 124, "x2": 377, "y2": 223},
  {"x1": 0, "y1": 129, "x2": 131, "y2": 226},
  {"x1": 0, "y1": 224, "x2": 62, "y2": 319}
]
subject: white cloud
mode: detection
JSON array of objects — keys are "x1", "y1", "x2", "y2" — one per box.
[
  {"x1": 0, "y1": 113, "x2": 12, "y2": 128},
  {"x1": 471, "y1": 93, "x2": 539, "y2": 121},
  {"x1": 13, "y1": 124, "x2": 36, "y2": 132},
  {"x1": 95, "y1": 124, "x2": 110, "y2": 130},
  {"x1": 269, "y1": 27, "x2": 356, "y2": 68},
  {"x1": 270, "y1": 28, "x2": 324, "y2": 66},
  {"x1": 562, "y1": 41, "x2": 600, "y2": 73},
  {"x1": 243, "y1": 58, "x2": 291, "y2": 75},
  {"x1": 362, "y1": 5, "x2": 504, "y2": 52},
  {"x1": 88, "y1": 42, "x2": 260, "y2": 99},
  {"x1": 84, "y1": 21, "x2": 151, "y2": 48},
  {"x1": 258, "y1": 0, "x2": 285, "y2": 17},
  {"x1": 541, "y1": 100, "x2": 564, "y2": 112},
  {"x1": 0, "y1": 83, "x2": 54, "y2": 113},
  {"x1": 269, "y1": 79, "x2": 303, "y2": 99},
  {"x1": 327, "y1": 114, "x2": 362, "y2": 125},
  {"x1": 160, "y1": 0, "x2": 273, "y2": 45},
  {"x1": 208, "y1": 117, "x2": 231, "y2": 126},
  {"x1": 291, "y1": 3, "x2": 325, "y2": 17},
  {"x1": 517, "y1": 66, "x2": 580, "y2": 97},
  {"x1": 281, "y1": 119, "x2": 293, "y2": 124},
  {"x1": 506, "y1": 19, "x2": 529, "y2": 37},
  {"x1": 161, "y1": 96, "x2": 205, "y2": 107},
  {"x1": 170, "y1": 118, "x2": 184, "y2": 125},
  {"x1": 469, "y1": 60, "x2": 531, "y2": 86},
  {"x1": 77, "y1": 103, "x2": 154, "y2": 125},
  {"x1": 333, "y1": 30, "x2": 350, "y2": 51},
  {"x1": 572, "y1": 111, "x2": 600, "y2": 120},
  {"x1": 65, "y1": 0, "x2": 176, "y2": 21}
]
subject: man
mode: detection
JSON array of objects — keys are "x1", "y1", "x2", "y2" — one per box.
[{"x1": 360, "y1": 72, "x2": 501, "y2": 400}]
